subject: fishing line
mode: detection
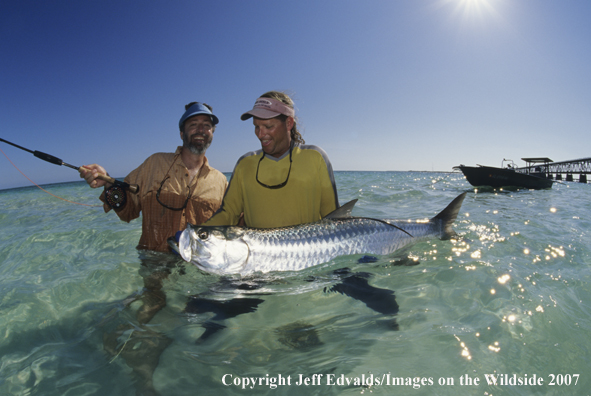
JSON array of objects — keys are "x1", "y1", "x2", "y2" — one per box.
[{"x1": 1, "y1": 146, "x2": 102, "y2": 207}]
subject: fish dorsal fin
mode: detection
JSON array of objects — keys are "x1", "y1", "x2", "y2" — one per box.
[{"x1": 324, "y1": 199, "x2": 358, "y2": 219}]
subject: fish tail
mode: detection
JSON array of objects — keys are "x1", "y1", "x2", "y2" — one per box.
[{"x1": 431, "y1": 192, "x2": 467, "y2": 240}]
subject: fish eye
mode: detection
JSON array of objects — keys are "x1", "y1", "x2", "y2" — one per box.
[{"x1": 198, "y1": 230, "x2": 209, "y2": 240}]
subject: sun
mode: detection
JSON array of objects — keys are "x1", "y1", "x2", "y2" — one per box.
[
  {"x1": 454, "y1": 0, "x2": 499, "y2": 20},
  {"x1": 433, "y1": 0, "x2": 504, "y2": 30},
  {"x1": 460, "y1": 0, "x2": 493, "y2": 11}
]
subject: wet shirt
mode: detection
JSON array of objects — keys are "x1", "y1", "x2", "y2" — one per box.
[
  {"x1": 100, "y1": 147, "x2": 227, "y2": 251},
  {"x1": 205, "y1": 144, "x2": 339, "y2": 228}
]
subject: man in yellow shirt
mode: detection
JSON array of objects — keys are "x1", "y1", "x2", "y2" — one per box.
[
  {"x1": 187, "y1": 91, "x2": 341, "y2": 344},
  {"x1": 205, "y1": 90, "x2": 339, "y2": 228},
  {"x1": 190, "y1": 92, "x2": 397, "y2": 350}
]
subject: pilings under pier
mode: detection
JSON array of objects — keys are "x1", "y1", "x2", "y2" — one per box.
[{"x1": 518, "y1": 157, "x2": 591, "y2": 184}]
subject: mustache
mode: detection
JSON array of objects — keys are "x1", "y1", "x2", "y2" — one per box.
[{"x1": 183, "y1": 132, "x2": 210, "y2": 143}]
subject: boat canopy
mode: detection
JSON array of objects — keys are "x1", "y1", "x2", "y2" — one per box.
[{"x1": 522, "y1": 157, "x2": 553, "y2": 164}]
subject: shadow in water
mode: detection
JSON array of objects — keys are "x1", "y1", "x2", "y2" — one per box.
[
  {"x1": 184, "y1": 297, "x2": 265, "y2": 342},
  {"x1": 185, "y1": 258, "x2": 406, "y2": 342}
]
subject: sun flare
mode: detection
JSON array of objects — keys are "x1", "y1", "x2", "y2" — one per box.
[
  {"x1": 438, "y1": 0, "x2": 502, "y2": 24},
  {"x1": 457, "y1": 0, "x2": 497, "y2": 18}
]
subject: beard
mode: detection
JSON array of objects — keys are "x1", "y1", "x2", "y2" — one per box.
[{"x1": 183, "y1": 132, "x2": 212, "y2": 155}]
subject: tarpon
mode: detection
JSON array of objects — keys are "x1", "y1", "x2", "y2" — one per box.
[{"x1": 174, "y1": 193, "x2": 467, "y2": 275}]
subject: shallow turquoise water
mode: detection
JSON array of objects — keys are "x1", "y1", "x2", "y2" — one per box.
[{"x1": 1, "y1": 172, "x2": 590, "y2": 395}]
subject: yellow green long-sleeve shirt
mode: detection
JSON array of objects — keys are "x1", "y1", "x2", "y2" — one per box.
[{"x1": 205, "y1": 144, "x2": 339, "y2": 228}]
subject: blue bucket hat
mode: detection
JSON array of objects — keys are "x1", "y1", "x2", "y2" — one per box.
[{"x1": 179, "y1": 102, "x2": 219, "y2": 130}]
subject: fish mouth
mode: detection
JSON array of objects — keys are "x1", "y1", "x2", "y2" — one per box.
[{"x1": 179, "y1": 230, "x2": 192, "y2": 262}]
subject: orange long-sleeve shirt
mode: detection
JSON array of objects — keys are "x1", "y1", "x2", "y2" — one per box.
[{"x1": 100, "y1": 147, "x2": 227, "y2": 252}]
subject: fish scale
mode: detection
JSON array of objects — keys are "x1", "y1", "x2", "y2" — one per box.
[{"x1": 176, "y1": 193, "x2": 467, "y2": 275}]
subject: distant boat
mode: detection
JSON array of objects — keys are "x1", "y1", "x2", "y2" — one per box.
[{"x1": 454, "y1": 158, "x2": 554, "y2": 190}]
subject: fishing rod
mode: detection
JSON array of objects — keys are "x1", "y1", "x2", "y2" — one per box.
[{"x1": 0, "y1": 138, "x2": 139, "y2": 193}]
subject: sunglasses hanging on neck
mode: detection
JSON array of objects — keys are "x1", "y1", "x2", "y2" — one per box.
[{"x1": 256, "y1": 146, "x2": 293, "y2": 189}]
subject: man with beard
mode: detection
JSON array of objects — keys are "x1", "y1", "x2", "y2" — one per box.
[
  {"x1": 80, "y1": 101, "x2": 227, "y2": 323},
  {"x1": 79, "y1": 102, "x2": 227, "y2": 395},
  {"x1": 80, "y1": 101, "x2": 227, "y2": 252}
]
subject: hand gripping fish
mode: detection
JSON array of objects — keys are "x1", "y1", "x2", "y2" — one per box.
[{"x1": 173, "y1": 193, "x2": 467, "y2": 275}]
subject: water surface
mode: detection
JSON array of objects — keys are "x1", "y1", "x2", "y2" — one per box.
[{"x1": 1, "y1": 172, "x2": 589, "y2": 395}]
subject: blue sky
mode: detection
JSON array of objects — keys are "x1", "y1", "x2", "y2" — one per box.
[{"x1": 1, "y1": 0, "x2": 590, "y2": 190}]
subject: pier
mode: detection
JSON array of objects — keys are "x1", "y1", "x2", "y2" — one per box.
[{"x1": 517, "y1": 157, "x2": 591, "y2": 183}]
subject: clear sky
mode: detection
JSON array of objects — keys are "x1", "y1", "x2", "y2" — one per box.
[{"x1": 1, "y1": 0, "x2": 590, "y2": 190}]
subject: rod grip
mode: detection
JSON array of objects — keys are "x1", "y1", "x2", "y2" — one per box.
[
  {"x1": 95, "y1": 174, "x2": 139, "y2": 194},
  {"x1": 80, "y1": 166, "x2": 139, "y2": 194}
]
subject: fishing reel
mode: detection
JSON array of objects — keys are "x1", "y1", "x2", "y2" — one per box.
[{"x1": 105, "y1": 184, "x2": 127, "y2": 209}]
